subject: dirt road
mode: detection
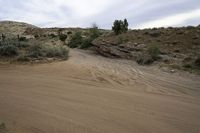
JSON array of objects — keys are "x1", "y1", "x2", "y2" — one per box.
[{"x1": 0, "y1": 49, "x2": 200, "y2": 133}]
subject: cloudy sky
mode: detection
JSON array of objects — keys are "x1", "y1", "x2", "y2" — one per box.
[{"x1": 0, "y1": 0, "x2": 200, "y2": 29}]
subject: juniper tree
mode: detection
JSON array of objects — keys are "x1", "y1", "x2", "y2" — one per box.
[{"x1": 112, "y1": 19, "x2": 129, "y2": 35}]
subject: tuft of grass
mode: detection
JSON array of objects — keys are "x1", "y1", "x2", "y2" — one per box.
[
  {"x1": 136, "y1": 54, "x2": 154, "y2": 65},
  {"x1": 117, "y1": 36, "x2": 129, "y2": 44},
  {"x1": 169, "y1": 64, "x2": 182, "y2": 70},
  {"x1": 148, "y1": 44, "x2": 160, "y2": 60},
  {"x1": 0, "y1": 122, "x2": 6, "y2": 133}
]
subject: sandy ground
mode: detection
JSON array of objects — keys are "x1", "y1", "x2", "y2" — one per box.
[{"x1": 0, "y1": 49, "x2": 200, "y2": 133}]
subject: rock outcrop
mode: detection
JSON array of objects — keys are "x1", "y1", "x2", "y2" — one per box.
[{"x1": 92, "y1": 26, "x2": 200, "y2": 68}]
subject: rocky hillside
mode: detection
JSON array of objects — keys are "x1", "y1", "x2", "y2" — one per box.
[
  {"x1": 93, "y1": 26, "x2": 200, "y2": 72},
  {"x1": 0, "y1": 21, "x2": 38, "y2": 36}
]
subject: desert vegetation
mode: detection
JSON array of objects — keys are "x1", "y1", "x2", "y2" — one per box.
[
  {"x1": 0, "y1": 123, "x2": 6, "y2": 133},
  {"x1": 68, "y1": 24, "x2": 101, "y2": 49},
  {"x1": 0, "y1": 21, "x2": 200, "y2": 73},
  {"x1": 0, "y1": 34, "x2": 69, "y2": 63}
]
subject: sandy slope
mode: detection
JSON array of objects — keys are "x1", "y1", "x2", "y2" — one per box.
[{"x1": 0, "y1": 49, "x2": 200, "y2": 133}]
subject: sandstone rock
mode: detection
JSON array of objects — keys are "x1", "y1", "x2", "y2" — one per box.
[{"x1": 93, "y1": 39, "x2": 147, "y2": 60}]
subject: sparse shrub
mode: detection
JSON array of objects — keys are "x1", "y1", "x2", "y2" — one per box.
[
  {"x1": 34, "y1": 34, "x2": 39, "y2": 38},
  {"x1": 194, "y1": 56, "x2": 200, "y2": 68},
  {"x1": 136, "y1": 54, "x2": 154, "y2": 65},
  {"x1": 89, "y1": 24, "x2": 101, "y2": 39},
  {"x1": 118, "y1": 36, "x2": 124, "y2": 44},
  {"x1": 170, "y1": 64, "x2": 182, "y2": 70},
  {"x1": 0, "y1": 122, "x2": 6, "y2": 133},
  {"x1": 17, "y1": 54, "x2": 30, "y2": 62},
  {"x1": 148, "y1": 44, "x2": 160, "y2": 60},
  {"x1": 183, "y1": 64, "x2": 192, "y2": 69},
  {"x1": 19, "y1": 41, "x2": 30, "y2": 48},
  {"x1": 80, "y1": 24, "x2": 101, "y2": 49},
  {"x1": 49, "y1": 34, "x2": 57, "y2": 38},
  {"x1": 27, "y1": 43, "x2": 69, "y2": 59},
  {"x1": 112, "y1": 19, "x2": 129, "y2": 35},
  {"x1": 67, "y1": 31, "x2": 72, "y2": 35},
  {"x1": 0, "y1": 44, "x2": 19, "y2": 56},
  {"x1": 148, "y1": 31, "x2": 161, "y2": 37},
  {"x1": 28, "y1": 43, "x2": 44, "y2": 58},
  {"x1": 81, "y1": 38, "x2": 93, "y2": 49},
  {"x1": 59, "y1": 34, "x2": 68, "y2": 42},
  {"x1": 1, "y1": 34, "x2": 6, "y2": 41},
  {"x1": 117, "y1": 36, "x2": 129, "y2": 44},
  {"x1": 44, "y1": 44, "x2": 69, "y2": 59},
  {"x1": 18, "y1": 36, "x2": 27, "y2": 42},
  {"x1": 68, "y1": 32, "x2": 83, "y2": 48}
]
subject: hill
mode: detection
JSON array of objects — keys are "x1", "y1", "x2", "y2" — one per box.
[
  {"x1": 93, "y1": 26, "x2": 200, "y2": 72},
  {"x1": 0, "y1": 21, "x2": 199, "y2": 72},
  {"x1": 0, "y1": 21, "x2": 38, "y2": 36}
]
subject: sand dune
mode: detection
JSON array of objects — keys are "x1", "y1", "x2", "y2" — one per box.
[{"x1": 0, "y1": 49, "x2": 200, "y2": 133}]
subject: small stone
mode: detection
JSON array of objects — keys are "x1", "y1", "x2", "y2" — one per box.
[{"x1": 170, "y1": 70, "x2": 175, "y2": 73}]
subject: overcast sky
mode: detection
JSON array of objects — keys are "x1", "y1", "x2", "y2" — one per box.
[{"x1": 0, "y1": 0, "x2": 200, "y2": 29}]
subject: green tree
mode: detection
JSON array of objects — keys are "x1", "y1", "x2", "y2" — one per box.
[
  {"x1": 112, "y1": 19, "x2": 129, "y2": 35},
  {"x1": 123, "y1": 19, "x2": 129, "y2": 32}
]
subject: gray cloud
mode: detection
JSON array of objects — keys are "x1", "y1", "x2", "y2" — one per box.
[{"x1": 0, "y1": 0, "x2": 199, "y2": 29}]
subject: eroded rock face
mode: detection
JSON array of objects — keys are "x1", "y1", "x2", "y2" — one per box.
[
  {"x1": 92, "y1": 39, "x2": 147, "y2": 59},
  {"x1": 92, "y1": 25, "x2": 200, "y2": 68}
]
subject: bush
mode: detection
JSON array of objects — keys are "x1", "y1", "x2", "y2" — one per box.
[
  {"x1": 80, "y1": 38, "x2": 93, "y2": 49},
  {"x1": 68, "y1": 32, "x2": 83, "y2": 48},
  {"x1": 44, "y1": 44, "x2": 69, "y2": 59},
  {"x1": 17, "y1": 54, "x2": 30, "y2": 62},
  {"x1": 0, "y1": 44, "x2": 19, "y2": 56},
  {"x1": 49, "y1": 34, "x2": 57, "y2": 38},
  {"x1": 194, "y1": 56, "x2": 200, "y2": 67},
  {"x1": 183, "y1": 64, "x2": 192, "y2": 69},
  {"x1": 59, "y1": 34, "x2": 68, "y2": 42},
  {"x1": 0, "y1": 122, "x2": 6, "y2": 133},
  {"x1": 148, "y1": 44, "x2": 160, "y2": 60},
  {"x1": 18, "y1": 37, "x2": 27, "y2": 41},
  {"x1": 27, "y1": 43, "x2": 69, "y2": 59},
  {"x1": 19, "y1": 41, "x2": 30, "y2": 48},
  {"x1": 28, "y1": 43, "x2": 44, "y2": 58},
  {"x1": 89, "y1": 24, "x2": 101, "y2": 39},
  {"x1": 136, "y1": 54, "x2": 154, "y2": 65},
  {"x1": 117, "y1": 36, "x2": 129, "y2": 44},
  {"x1": 80, "y1": 24, "x2": 101, "y2": 49},
  {"x1": 67, "y1": 31, "x2": 72, "y2": 35},
  {"x1": 112, "y1": 19, "x2": 128, "y2": 35}
]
